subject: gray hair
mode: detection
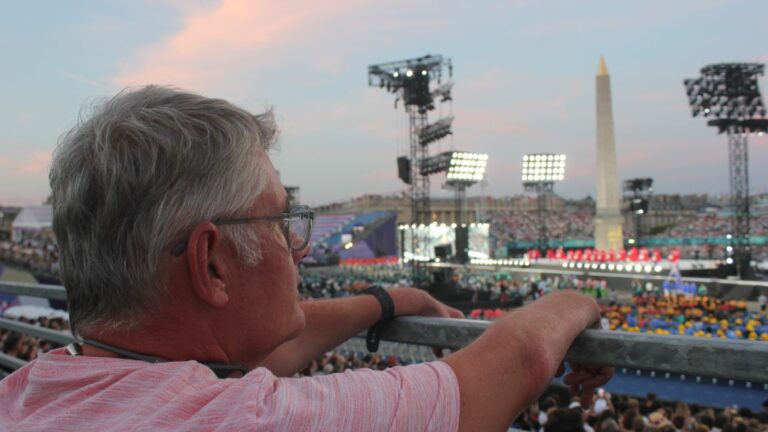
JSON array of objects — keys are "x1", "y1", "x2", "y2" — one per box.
[{"x1": 50, "y1": 85, "x2": 277, "y2": 337}]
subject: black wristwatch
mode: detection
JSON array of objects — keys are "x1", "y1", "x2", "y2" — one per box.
[{"x1": 361, "y1": 285, "x2": 395, "y2": 353}]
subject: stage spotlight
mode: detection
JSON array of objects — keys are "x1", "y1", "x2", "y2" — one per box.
[
  {"x1": 419, "y1": 150, "x2": 488, "y2": 186},
  {"x1": 447, "y1": 151, "x2": 488, "y2": 186},
  {"x1": 417, "y1": 116, "x2": 454, "y2": 146},
  {"x1": 522, "y1": 153, "x2": 567, "y2": 185}
]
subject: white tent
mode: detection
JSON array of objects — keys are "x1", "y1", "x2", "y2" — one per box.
[
  {"x1": 11, "y1": 205, "x2": 53, "y2": 241},
  {"x1": 3, "y1": 305, "x2": 69, "y2": 320}
]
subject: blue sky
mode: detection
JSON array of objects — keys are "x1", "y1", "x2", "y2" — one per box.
[{"x1": 1, "y1": 0, "x2": 767, "y2": 206}]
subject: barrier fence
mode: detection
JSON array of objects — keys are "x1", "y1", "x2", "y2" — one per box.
[{"x1": 0, "y1": 281, "x2": 766, "y2": 383}]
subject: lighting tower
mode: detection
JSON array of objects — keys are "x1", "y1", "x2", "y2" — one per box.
[
  {"x1": 369, "y1": 54, "x2": 453, "y2": 284},
  {"x1": 684, "y1": 63, "x2": 768, "y2": 278},
  {"x1": 522, "y1": 153, "x2": 566, "y2": 251},
  {"x1": 446, "y1": 152, "x2": 488, "y2": 262},
  {"x1": 622, "y1": 178, "x2": 653, "y2": 246},
  {"x1": 419, "y1": 150, "x2": 488, "y2": 262}
]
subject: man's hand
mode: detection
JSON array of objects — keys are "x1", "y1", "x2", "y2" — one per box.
[
  {"x1": 388, "y1": 287, "x2": 464, "y2": 319},
  {"x1": 562, "y1": 363, "x2": 614, "y2": 408},
  {"x1": 387, "y1": 287, "x2": 464, "y2": 358}
]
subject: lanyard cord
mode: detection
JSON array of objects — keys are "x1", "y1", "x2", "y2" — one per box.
[{"x1": 67, "y1": 338, "x2": 248, "y2": 379}]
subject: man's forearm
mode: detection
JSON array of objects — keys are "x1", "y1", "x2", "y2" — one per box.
[
  {"x1": 443, "y1": 290, "x2": 600, "y2": 432},
  {"x1": 260, "y1": 287, "x2": 456, "y2": 376},
  {"x1": 258, "y1": 293, "x2": 385, "y2": 376}
]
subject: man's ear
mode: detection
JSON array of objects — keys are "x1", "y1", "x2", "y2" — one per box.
[{"x1": 186, "y1": 222, "x2": 229, "y2": 308}]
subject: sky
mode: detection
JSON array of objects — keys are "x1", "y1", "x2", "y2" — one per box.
[{"x1": 1, "y1": 0, "x2": 767, "y2": 207}]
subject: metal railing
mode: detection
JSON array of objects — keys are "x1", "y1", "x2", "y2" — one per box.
[
  {"x1": 0, "y1": 281, "x2": 766, "y2": 382},
  {"x1": 431, "y1": 262, "x2": 768, "y2": 288}
]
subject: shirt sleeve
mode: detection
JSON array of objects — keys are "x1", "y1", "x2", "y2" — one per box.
[{"x1": 230, "y1": 361, "x2": 460, "y2": 431}]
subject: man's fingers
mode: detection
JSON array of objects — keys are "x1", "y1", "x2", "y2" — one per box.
[
  {"x1": 562, "y1": 372, "x2": 580, "y2": 386},
  {"x1": 563, "y1": 364, "x2": 613, "y2": 409},
  {"x1": 580, "y1": 387, "x2": 594, "y2": 409},
  {"x1": 579, "y1": 373, "x2": 612, "y2": 389},
  {"x1": 567, "y1": 379, "x2": 594, "y2": 409},
  {"x1": 562, "y1": 366, "x2": 613, "y2": 387},
  {"x1": 597, "y1": 366, "x2": 614, "y2": 378},
  {"x1": 569, "y1": 383, "x2": 580, "y2": 399},
  {"x1": 447, "y1": 307, "x2": 464, "y2": 318}
]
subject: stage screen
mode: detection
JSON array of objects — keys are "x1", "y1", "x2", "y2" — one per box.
[{"x1": 401, "y1": 223, "x2": 490, "y2": 260}]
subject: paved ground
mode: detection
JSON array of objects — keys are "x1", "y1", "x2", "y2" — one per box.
[{"x1": 0, "y1": 266, "x2": 36, "y2": 283}]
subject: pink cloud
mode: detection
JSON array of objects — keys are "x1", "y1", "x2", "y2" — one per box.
[
  {"x1": 114, "y1": 0, "x2": 359, "y2": 90},
  {"x1": 617, "y1": 152, "x2": 651, "y2": 170},
  {"x1": 455, "y1": 108, "x2": 529, "y2": 136},
  {"x1": 461, "y1": 68, "x2": 529, "y2": 95},
  {"x1": 17, "y1": 150, "x2": 52, "y2": 175},
  {"x1": 460, "y1": 68, "x2": 586, "y2": 120},
  {"x1": 632, "y1": 90, "x2": 685, "y2": 105},
  {"x1": 0, "y1": 150, "x2": 52, "y2": 175},
  {"x1": 0, "y1": 151, "x2": 53, "y2": 205},
  {"x1": 515, "y1": 1, "x2": 726, "y2": 39}
]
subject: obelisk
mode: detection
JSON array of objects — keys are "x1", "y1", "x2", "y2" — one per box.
[{"x1": 594, "y1": 56, "x2": 623, "y2": 252}]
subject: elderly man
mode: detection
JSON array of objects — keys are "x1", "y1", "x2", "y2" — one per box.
[{"x1": 0, "y1": 86, "x2": 610, "y2": 431}]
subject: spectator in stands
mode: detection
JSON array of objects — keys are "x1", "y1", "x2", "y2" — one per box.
[
  {"x1": 642, "y1": 393, "x2": 663, "y2": 417},
  {"x1": 1, "y1": 333, "x2": 20, "y2": 358},
  {"x1": 598, "y1": 418, "x2": 620, "y2": 432},
  {"x1": 0, "y1": 86, "x2": 610, "y2": 431},
  {"x1": 620, "y1": 407, "x2": 640, "y2": 432},
  {"x1": 545, "y1": 408, "x2": 586, "y2": 432}
]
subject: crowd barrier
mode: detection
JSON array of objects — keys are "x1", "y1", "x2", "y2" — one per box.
[{"x1": 0, "y1": 281, "x2": 766, "y2": 383}]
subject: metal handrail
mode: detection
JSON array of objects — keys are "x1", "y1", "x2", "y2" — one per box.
[
  {"x1": 0, "y1": 318, "x2": 74, "y2": 345},
  {"x1": 0, "y1": 281, "x2": 766, "y2": 382},
  {"x1": 431, "y1": 262, "x2": 768, "y2": 288},
  {"x1": 379, "y1": 317, "x2": 768, "y2": 383},
  {"x1": 0, "y1": 281, "x2": 67, "y2": 300},
  {"x1": 0, "y1": 352, "x2": 26, "y2": 370}
]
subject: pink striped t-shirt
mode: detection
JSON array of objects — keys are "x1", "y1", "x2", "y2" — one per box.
[{"x1": 0, "y1": 348, "x2": 460, "y2": 431}]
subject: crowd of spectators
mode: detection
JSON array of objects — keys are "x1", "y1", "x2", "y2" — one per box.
[
  {"x1": 459, "y1": 271, "x2": 768, "y2": 342},
  {"x1": 650, "y1": 213, "x2": 768, "y2": 240},
  {"x1": 488, "y1": 208, "x2": 768, "y2": 262},
  {"x1": 299, "y1": 265, "x2": 411, "y2": 299},
  {"x1": 603, "y1": 294, "x2": 767, "y2": 341},
  {"x1": 298, "y1": 348, "x2": 768, "y2": 431},
  {"x1": 0, "y1": 316, "x2": 67, "y2": 378},
  {"x1": 2, "y1": 271, "x2": 767, "y2": 429},
  {"x1": 299, "y1": 351, "x2": 407, "y2": 376},
  {"x1": 489, "y1": 210, "x2": 768, "y2": 245},
  {"x1": 301, "y1": 267, "x2": 618, "y2": 307},
  {"x1": 0, "y1": 235, "x2": 59, "y2": 278},
  {"x1": 294, "y1": 336, "x2": 768, "y2": 431},
  {"x1": 490, "y1": 207, "x2": 595, "y2": 250},
  {"x1": 513, "y1": 391, "x2": 768, "y2": 431}
]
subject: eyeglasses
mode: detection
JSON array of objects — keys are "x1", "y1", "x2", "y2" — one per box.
[
  {"x1": 171, "y1": 205, "x2": 314, "y2": 256},
  {"x1": 216, "y1": 205, "x2": 314, "y2": 252}
]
